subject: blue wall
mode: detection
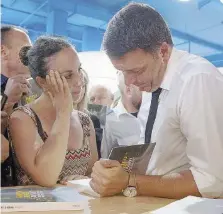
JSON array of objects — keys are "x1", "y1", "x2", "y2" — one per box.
[{"x1": 1, "y1": 0, "x2": 223, "y2": 66}]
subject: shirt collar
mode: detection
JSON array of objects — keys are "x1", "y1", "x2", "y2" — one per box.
[
  {"x1": 160, "y1": 48, "x2": 186, "y2": 90},
  {"x1": 1, "y1": 74, "x2": 8, "y2": 86},
  {"x1": 113, "y1": 100, "x2": 129, "y2": 118}
]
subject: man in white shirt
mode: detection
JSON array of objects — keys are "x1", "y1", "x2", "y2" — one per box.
[
  {"x1": 101, "y1": 71, "x2": 142, "y2": 158},
  {"x1": 90, "y1": 3, "x2": 223, "y2": 198}
]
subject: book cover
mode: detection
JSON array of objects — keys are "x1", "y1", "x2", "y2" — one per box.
[
  {"x1": 1, "y1": 186, "x2": 88, "y2": 212},
  {"x1": 108, "y1": 143, "x2": 156, "y2": 174}
]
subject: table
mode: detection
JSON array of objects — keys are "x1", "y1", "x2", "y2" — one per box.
[{"x1": 2, "y1": 185, "x2": 175, "y2": 214}]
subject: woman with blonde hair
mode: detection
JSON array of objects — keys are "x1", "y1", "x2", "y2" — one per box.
[
  {"x1": 71, "y1": 69, "x2": 102, "y2": 157},
  {"x1": 72, "y1": 68, "x2": 89, "y2": 112}
]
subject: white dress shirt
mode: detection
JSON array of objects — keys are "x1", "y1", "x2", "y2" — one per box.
[
  {"x1": 137, "y1": 92, "x2": 151, "y2": 143},
  {"x1": 101, "y1": 101, "x2": 142, "y2": 158},
  {"x1": 146, "y1": 48, "x2": 223, "y2": 198}
]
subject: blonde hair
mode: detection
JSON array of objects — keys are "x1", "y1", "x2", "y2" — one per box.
[{"x1": 75, "y1": 68, "x2": 89, "y2": 112}]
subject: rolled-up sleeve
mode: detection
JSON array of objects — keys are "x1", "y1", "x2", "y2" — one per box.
[{"x1": 179, "y1": 70, "x2": 223, "y2": 198}]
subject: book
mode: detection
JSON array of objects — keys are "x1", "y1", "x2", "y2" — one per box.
[
  {"x1": 108, "y1": 143, "x2": 156, "y2": 174},
  {"x1": 68, "y1": 179, "x2": 100, "y2": 198},
  {"x1": 150, "y1": 196, "x2": 223, "y2": 214},
  {"x1": 1, "y1": 186, "x2": 89, "y2": 212}
]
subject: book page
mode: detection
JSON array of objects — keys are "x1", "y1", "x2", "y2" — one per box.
[
  {"x1": 68, "y1": 179, "x2": 100, "y2": 198},
  {"x1": 150, "y1": 196, "x2": 223, "y2": 214}
]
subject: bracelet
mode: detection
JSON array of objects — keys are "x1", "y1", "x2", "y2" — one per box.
[
  {"x1": 122, "y1": 173, "x2": 131, "y2": 192},
  {"x1": 129, "y1": 173, "x2": 137, "y2": 188}
]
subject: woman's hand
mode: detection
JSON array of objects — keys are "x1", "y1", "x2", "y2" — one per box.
[
  {"x1": 60, "y1": 175, "x2": 89, "y2": 185},
  {"x1": 46, "y1": 70, "x2": 73, "y2": 115}
]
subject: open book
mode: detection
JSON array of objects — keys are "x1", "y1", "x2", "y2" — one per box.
[
  {"x1": 1, "y1": 186, "x2": 89, "y2": 212},
  {"x1": 68, "y1": 179, "x2": 100, "y2": 198}
]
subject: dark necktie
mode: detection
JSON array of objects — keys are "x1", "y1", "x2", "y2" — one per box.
[
  {"x1": 130, "y1": 112, "x2": 138, "y2": 118},
  {"x1": 145, "y1": 88, "x2": 162, "y2": 144}
]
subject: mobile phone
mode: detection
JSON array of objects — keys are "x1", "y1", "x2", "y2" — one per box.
[
  {"x1": 27, "y1": 78, "x2": 42, "y2": 98},
  {"x1": 1, "y1": 94, "x2": 8, "y2": 111},
  {"x1": 19, "y1": 78, "x2": 42, "y2": 105}
]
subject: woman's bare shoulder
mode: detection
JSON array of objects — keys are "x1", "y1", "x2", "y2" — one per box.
[
  {"x1": 9, "y1": 106, "x2": 37, "y2": 129},
  {"x1": 72, "y1": 110, "x2": 90, "y2": 120}
]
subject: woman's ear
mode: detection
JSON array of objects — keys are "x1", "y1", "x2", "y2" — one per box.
[{"x1": 1, "y1": 45, "x2": 9, "y2": 60}]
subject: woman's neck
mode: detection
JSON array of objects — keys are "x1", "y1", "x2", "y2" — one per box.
[
  {"x1": 31, "y1": 93, "x2": 56, "y2": 121},
  {"x1": 73, "y1": 103, "x2": 78, "y2": 110}
]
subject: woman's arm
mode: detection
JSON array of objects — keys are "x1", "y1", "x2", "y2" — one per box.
[
  {"x1": 86, "y1": 119, "x2": 98, "y2": 175},
  {"x1": 9, "y1": 71, "x2": 73, "y2": 187},
  {"x1": 1, "y1": 134, "x2": 9, "y2": 163},
  {"x1": 9, "y1": 109, "x2": 70, "y2": 187}
]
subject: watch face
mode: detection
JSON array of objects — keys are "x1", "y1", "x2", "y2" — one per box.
[{"x1": 123, "y1": 187, "x2": 137, "y2": 197}]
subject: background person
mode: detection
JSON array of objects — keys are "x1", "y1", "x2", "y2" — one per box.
[{"x1": 89, "y1": 84, "x2": 114, "y2": 107}]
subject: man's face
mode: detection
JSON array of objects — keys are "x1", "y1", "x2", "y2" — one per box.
[
  {"x1": 110, "y1": 47, "x2": 168, "y2": 92},
  {"x1": 89, "y1": 87, "x2": 113, "y2": 107},
  {"x1": 3, "y1": 29, "x2": 32, "y2": 77}
]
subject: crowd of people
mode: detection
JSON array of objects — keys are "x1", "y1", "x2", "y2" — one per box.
[{"x1": 1, "y1": 3, "x2": 223, "y2": 199}]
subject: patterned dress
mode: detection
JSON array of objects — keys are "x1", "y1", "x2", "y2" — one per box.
[{"x1": 8, "y1": 106, "x2": 91, "y2": 186}]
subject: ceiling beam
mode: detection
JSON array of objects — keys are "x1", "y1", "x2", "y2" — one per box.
[
  {"x1": 2, "y1": 2, "x2": 223, "y2": 52},
  {"x1": 198, "y1": 0, "x2": 212, "y2": 10},
  {"x1": 75, "y1": 4, "x2": 112, "y2": 22},
  {"x1": 204, "y1": 53, "x2": 223, "y2": 67},
  {"x1": 212, "y1": 61, "x2": 223, "y2": 67},
  {"x1": 1, "y1": 6, "x2": 46, "y2": 23},
  {"x1": 9, "y1": 0, "x2": 17, "y2": 6},
  {"x1": 20, "y1": 1, "x2": 48, "y2": 26},
  {"x1": 204, "y1": 53, "x2": 223, "y2": 61},
  {"x1": 171, "y1": 28, "x2": 223, "y2": 52}
]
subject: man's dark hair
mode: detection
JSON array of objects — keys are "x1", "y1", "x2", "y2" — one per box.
[
  {"x1": 103, "y1": 3, "x2": 173, "y2": 58},
  {"x1": 19, "y1": 36, "x2": 72, "y2": 80},
  {"x1": 1, "y1": 25, "x2": 28, "y2": 45}
]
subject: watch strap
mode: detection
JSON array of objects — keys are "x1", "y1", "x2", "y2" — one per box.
[{"x1": 128, "y1": 173, "x2": 137, "y2": 188}]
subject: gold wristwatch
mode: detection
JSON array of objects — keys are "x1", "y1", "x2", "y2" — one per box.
[{"x1": 123, "y1": 173, "x2": 137, "y2": 197}]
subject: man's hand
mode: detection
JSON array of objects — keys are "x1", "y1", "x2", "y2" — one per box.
[
  {"x1": 1, "y1": 111, "x2": 8, "y2": 134},
  {"x1": 4, "y1": 75, "x2": 30, "y2": 105},
  {"x1": 90, "y1": 159, "x2": 129, "y2": 196}
]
